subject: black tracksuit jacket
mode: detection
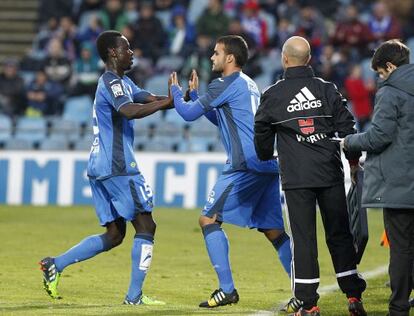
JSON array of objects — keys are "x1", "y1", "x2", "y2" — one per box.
[{"x1": 254, "y1": 66, "x2": 360, "y2": 189}]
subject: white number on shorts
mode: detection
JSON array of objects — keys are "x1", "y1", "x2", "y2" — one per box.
[{"x1": 139, "y1": 182, "x2": 153, "y2": 201}]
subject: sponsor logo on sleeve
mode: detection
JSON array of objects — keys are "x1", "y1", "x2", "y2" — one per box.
[{"x1": 111, "y1": 83, "x2": 124, "y2": 97}]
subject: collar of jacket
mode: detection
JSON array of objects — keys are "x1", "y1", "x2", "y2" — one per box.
[
  {"x1": 284, "y1": 65, "x2": 314, "y2": 79},
  {"x1": 378, "y1": 64, "x2": 414, "y2": 97}
]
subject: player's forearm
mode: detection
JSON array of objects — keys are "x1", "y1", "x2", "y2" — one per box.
[
  {"x1": 154, "y1": 95, "x2": 169, "y2": 101},
  {"x1": 120, "y1": 99, "x2": 171, "y2": 120},
  {"x1": 171, "y1": 85, "x2": 204, "y2": 121},
  {"x1": 189, "y1": 90, "x2": 198, "y2": 101}
]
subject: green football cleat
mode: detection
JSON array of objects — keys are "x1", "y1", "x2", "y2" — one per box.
[
  {"x1": 199, "y1": 288, "x2": 239, "y2": 308},
  {"x1": 39, "y1": 257, "x2": 62, "y2": 299},
  {"x1": 124, "y1": 294, "x2": 166, "y2": 305}
]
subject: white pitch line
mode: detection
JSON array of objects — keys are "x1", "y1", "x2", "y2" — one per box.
[{"x1": 250, "y1": 265, "x2": 388, "y2": 316}]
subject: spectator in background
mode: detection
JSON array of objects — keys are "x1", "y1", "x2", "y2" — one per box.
[
  {"x1": 227, "y1": 18, "x2": 256, "y2": 51},
  {"x1": 227, "y1": 18, "x2": 262, "y2": 78},
  {"x1": 132, "y1": 1, "x2": 167, "y2": 64},
  {"x1": 32, "y1": 17, "x2": 60, "y2": 57},
  {"x1": 125, "y1": 0, "x2": 139, "y2": 24},
  {"x1": 387, "y1": 0, "x2": 414, "y2": 39},
  {"x1": 331, "y1": 4, "x2": 373, "y2": 59},
  {"x1": 276, "y1": 0, "x2": 300, "y2": 25},
  {"x1": 154, "y1": 0, "x2": 175, "y2": 29},
  {"x1": 180, "y1": 33, "x2": 215, "y2": 86},
  {"x1": 25, "y1": 70, "x2": 59, "y2": 117},
  {"x1": 56, "y1": 16, "x2": 77, "y2": 61},
  {"x1": 240, "y1": 0, "x2": 268, "y2": 49},
  {"x1": 71, "y1": 42, "x2": 100, "y2": 97},
  {"x1": 344, "y1": 64, "x2": 374, "y2": 132},
  {"x1": 368, "y1": 2, "x2": 402, "y2": 45},
  {"x1": 99, "y1": 0, "x2": 128, "y2": 31},
  {"x1": 271, "y1": 17, "x2": 295, "y2": 49},
  {"x1": 25, "y1": 70, "x2": 63, "y2": 117},
  {"x1": 122, "y1": 24, "x2": 154, "y2": 87},
  {"x1": 295, "y1": 5, "x2": 327, "y2": 59},
  {"x1": 314, "y1": 45, "x2": 350, "y2": 92},
  {"x1": 38, "y1": 0, "x2": 74, "y2": 26},
  {"x1": 75, "y1": 13, "x2": 103, "y2": 59},
  {"x1": 168, "y1": 5, "x2": 196, "y2": 56},
  {"x1": 43, "y1": 38, "x2": 72, "y2": 91},
  {"x1": 196, "y1": 0, "x2": 230, "y2": 42},
  {"x1": 75, "y1": 0, "x2": 103, "y2": 22},
  {"x1": 0, "y1": 59, "x2": 26, "y2": 117}
]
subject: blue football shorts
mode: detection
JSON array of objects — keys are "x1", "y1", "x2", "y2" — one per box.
[
  {"x1": 202, "y1": 171, "x2": 284, "y2": 230},
  {"x1": 90, "y1": 173, "x2": 153, "y2": 226}
]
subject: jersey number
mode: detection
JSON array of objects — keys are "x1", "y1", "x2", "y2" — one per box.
[{"x1": 139, "y1": 182, "x2": 153, "y2": 201}]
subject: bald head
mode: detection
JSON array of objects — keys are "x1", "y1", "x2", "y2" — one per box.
[{"x1": 282, "y1": 36, "x2": 311, "y2": 67}]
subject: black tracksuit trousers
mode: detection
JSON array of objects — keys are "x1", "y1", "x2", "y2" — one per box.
[
  {"x1": 284, "y1": 183, "x2": 366, "y2": 308},
  {"x1": 384, "y1": 208, "x2": 414, "y2": 316}
]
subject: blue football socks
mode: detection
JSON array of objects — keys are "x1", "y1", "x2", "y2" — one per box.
[
  {"x1": 126, "y1": 233, "x2": 154, "y2": 301},
  {"x1": 202, "y1": 223, "x2": 235, "y2": 293},
  {"x1": 271, "y1": 231, "x2": 292, "y2": 277},
  {"x1": 54, "y1": 234, "x2": 111, "y2": 272}
]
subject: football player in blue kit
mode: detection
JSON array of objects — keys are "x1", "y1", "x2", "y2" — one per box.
[
  {"x1": 39, "y1": 30, "x2": 172, "y2": 305},
  {"x1": 170, "y1": 35, "x2": 292, "y2": 308}
]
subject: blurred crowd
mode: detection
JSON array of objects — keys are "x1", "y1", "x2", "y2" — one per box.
[{"x1": 1, "y1": 0, "x2": 414, "y2": 132}]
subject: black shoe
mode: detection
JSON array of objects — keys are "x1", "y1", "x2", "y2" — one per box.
[
  {"x1": 348, "y1": 297, "x2": 367, "y2": 316},
  {"x1": 199, "y1": 288, "x2": 239, "y2": 308},
  {"x1": 280, "y1": 297, "x2": 303, "y2": 313}
]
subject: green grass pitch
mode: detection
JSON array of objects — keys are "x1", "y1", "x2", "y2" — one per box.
[{"x1": 0, "y1": 206, "x2": 397, "y2": 315}]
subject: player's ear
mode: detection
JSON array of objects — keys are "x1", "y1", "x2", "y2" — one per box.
[
  {"x1": 109, "y1": 47, "x2": 117, "y2": 58},
  {"x1": 306, "y1": 54, "x2": 311, "y2": 65},
  {"x1": 227, "y1": 54, "x2": 234, "y2": 64}
]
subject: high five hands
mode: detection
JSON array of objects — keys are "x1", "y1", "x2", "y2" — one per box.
[
  {"x1": 170, "y1": 71, "x2": 181, "y2": 89},
  {"x1": 189, "y1": 69, "x2": 199, "y2": 92}
]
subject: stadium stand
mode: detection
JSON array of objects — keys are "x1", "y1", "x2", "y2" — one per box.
[
  {"x1": 0, "y1": 0, "x2": 414, "y2": 151},
  {"x1": 62, "y1": 95, "x2": 93, "y2": 124},
  {"x1": 0, "y1": 114, "x2": 12, "y2": 144}
]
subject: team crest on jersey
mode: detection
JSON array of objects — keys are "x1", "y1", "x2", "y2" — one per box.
[{"x1": 111, "y1": 83, "x2": 124, "y2": 97}]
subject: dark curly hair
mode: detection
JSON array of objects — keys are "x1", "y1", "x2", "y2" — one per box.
[{"x1": 96, "y1": 30, "x2": 123, "y2": 63}]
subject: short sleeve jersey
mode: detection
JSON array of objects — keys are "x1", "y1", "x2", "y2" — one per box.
[
  {"x1": 87, "y1": 71, "x2": 151, "y2": 179},
  {"x1": 198, "y1": 72, "x2": 278, "y2": 174}
]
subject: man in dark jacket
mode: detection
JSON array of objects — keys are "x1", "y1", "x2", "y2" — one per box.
[
  {"x1": 254, "y1": 36, "x2": 367, "y2": 316},
  {"x1": 345, "y1": 39, "x2": 414, "y2": 316}
]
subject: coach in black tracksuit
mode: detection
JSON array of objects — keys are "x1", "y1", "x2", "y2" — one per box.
[{"x1": 254, "y1": 36, "x2": 366, "y2": 315}]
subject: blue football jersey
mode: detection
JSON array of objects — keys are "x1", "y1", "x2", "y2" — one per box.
[
  {"x1": 87, "y1": 71, "x2": 151, "y2": 179},
  {"x1": 198, "y1": 72, "x2": 278, "y2": 174}
]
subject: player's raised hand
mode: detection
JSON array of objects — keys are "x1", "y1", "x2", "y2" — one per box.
[
  {"x1": 189, "y1": 69, "x2": 199, "y2": 91},
  {"x1": 168, "y1": 73, "x2": 172, "y2": 98},
  {"x1": 170, "y1": 72, "x2": 181, "y2": 88}
]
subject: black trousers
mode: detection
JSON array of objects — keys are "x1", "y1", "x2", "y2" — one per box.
[
  {"x1": 285, "y1": 184, "x2": 366, "y2": 308},
  {"x1": 384, "y1": 208, "x2": 414, "y2": 316}
]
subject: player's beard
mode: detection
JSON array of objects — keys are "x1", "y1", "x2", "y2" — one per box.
[{"x1": 212, "y1": 62, "x2": 224, "y2": 73}]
